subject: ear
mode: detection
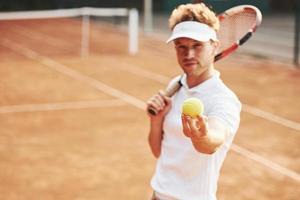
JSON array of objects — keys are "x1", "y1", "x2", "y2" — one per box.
[{"x1": 212, "y1": 40, "x2": 220, "y2": 55}]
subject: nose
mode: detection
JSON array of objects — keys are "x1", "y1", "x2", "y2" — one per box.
[{"x1": 185, "y1": 48, "x2": 195, "y2": 59}]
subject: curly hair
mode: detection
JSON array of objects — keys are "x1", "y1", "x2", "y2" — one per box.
[{"x1": 169, "y1": 3, "x2": 220, "y2": 32}]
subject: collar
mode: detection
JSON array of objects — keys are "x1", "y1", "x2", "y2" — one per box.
[{"x1": 180, "y1": 70, "x2": 221, "y2": 93}]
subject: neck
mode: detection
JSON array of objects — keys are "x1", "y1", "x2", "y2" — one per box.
[{"x1": 186, "y1": 65, "x2": 214, "y2": 88}]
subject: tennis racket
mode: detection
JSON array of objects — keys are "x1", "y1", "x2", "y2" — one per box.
[{"x1": 148, "y1": 5, "x2": 262, "y2": 116}]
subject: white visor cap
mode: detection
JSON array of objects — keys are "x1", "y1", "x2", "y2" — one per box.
[{"x1": 166, "y1": 21, "x2": 218, "y2": 43}]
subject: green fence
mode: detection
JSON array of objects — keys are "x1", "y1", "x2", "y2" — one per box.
[{"x1": 163, "y1": 0, "x2": 270, "y2": 14}]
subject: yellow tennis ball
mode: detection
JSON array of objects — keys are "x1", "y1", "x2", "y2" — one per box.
[{"x1": 182, "y1": 98, "x2": 204, "y2": 118}]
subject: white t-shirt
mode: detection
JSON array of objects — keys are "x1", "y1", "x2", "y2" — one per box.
[{"x1": 151, "y1": 70, "x2": 242, "y2": 200}]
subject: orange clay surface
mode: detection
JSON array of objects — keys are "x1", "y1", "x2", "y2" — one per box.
[{"x1": 0, "y1": 19, "x2": 299, "y2": 200}]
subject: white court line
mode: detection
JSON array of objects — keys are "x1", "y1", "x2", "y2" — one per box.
[
  {"x1": 0, "y1": 38, "x2": 145, "y2": 111},
  {"x1": 115, "y1": 62, "x2": 300, "y2": 132},
  {"x1": 231, "y1": 144, "x2": 300, "y2": 182},
  {"x1": 0, "y1": 99, "x2": 127, "y2": 114},
  {"x1": 1, "y1": 38, "x2": 300, "y2": 182},
  {"x1": 242, "y1": 105, "x2": 300, "y2": 131},
  {"x1": 117, "y1": 63, "x2": 170, "y2": 84}
]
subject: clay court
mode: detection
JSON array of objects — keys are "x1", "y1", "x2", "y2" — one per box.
[{"x1": 0, "y1": 16, "x2": 299, "y2": 200}]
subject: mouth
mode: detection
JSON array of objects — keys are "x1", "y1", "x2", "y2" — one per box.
[
  {"x1": 182, "y1": 58, "x2": 198, "y2": 67},
  {"x1": 183, "y1": 62, "x2": 198, "y2": 67}
]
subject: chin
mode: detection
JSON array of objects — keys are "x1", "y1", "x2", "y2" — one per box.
[
  {"x1": 183, "y1": 64, "x2": 197, "y2": 70},
  {"x1": 184, "y1": 69, "x2": 197, "y2": 76}
]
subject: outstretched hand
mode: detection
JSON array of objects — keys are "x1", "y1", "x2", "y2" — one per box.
[{"x1": 181, "y1": 114, "x2": 208, "y2": 139}]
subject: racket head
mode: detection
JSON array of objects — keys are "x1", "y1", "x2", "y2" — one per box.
[{"x1": 215, "y1": 5, "x2": 262, "y2": 61}]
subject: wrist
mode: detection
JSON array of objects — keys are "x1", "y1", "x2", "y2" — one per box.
[{"x1": 150, "y1": 116, "x2": 164, "y2": 124}]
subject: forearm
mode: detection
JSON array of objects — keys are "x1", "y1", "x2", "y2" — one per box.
[
  {"x1": 191, "y1": 130, "x2": 225, "y2": 154},
  {"x1": 148, "y1": 118, "x2": 164, "y2": 158},
  {"x1": 191, "y1": 117, "x2": 228, "y2": 154}
]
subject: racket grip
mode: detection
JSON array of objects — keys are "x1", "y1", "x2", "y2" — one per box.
[
  {"x1": 147, "y1": 106, "x2": 158, "y2": 116},
  {"x1": 147, "y1": 81, "x2": 182, "y2": 116}
]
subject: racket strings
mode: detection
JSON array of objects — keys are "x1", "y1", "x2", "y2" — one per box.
[{"x1": 217, "y1": 10, "x2": 257, "y2": 52}]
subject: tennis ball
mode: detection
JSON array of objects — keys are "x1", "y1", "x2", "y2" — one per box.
[{"x1": 182, "y1": 98, "x2": 204, "y2": 118}]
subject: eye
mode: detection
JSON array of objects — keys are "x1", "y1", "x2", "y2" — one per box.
[
  {"x1": 194, "y1": 43, "x2": 203, "y2": 49},
  {"x1": 175, "y1": 45, "x2": 187, "y2": 51},
  {"x1": 176, "y1": 45, "x2": 185, "y2": 49}
]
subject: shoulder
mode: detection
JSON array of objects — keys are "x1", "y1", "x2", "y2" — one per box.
[
  {"x1": 208, "y1": 73, "x2": 241, "y2": 106},
  {"x1": 208, "y1": 83, "x2": 242, "y2": 114},
  {"x1": 204, "y1": 78, "x2": 242, "y2": 134}
]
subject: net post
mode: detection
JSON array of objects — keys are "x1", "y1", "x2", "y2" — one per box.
[
  {"x1": 81, "y1": 8, "x2": 90, "y2": 58},
  {"x1": 128, "y1": 8, "x2": 139, "y2": 55},
  {"x1": 144, "y1": 0, "x2": 153, "y2": 34},
  {"x1": 294, "y1": 0, "x2": 300, "y2": 67}
]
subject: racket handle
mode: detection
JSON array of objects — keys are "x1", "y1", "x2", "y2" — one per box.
[
  {"x1": 147, "y1": 81, "x2": 182, "y2": 116},
  {"x1": 147, "y1": 107, "x2": 158, "y2": 116}
]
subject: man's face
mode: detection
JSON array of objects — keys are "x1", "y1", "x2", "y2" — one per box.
[{"x1": 174, "y1": 37, "x2": 218, "y2": 76}]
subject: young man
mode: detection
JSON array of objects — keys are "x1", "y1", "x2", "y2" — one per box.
[{"x1": 146, "y1": 3, "x2": 241, "y2": 200}]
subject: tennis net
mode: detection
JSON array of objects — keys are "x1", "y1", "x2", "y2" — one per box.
[{"x1": 0, "y1": 7, "x2": 139, "y2": 60}]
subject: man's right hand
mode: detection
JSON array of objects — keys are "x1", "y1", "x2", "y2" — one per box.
[{"x1": 146, "y1": 90, "x2": 172, "y2": 119}]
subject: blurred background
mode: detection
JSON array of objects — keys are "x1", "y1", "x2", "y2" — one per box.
[
  {"x1": 1, "y1": 0, "x2": 299, "y2": 65},
  {"x1": 0, "y1": 1, "x2": 299, "y2": 200},
  {"x1": 0, "y1": 0, "x2": 297, "y2": 12}
]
